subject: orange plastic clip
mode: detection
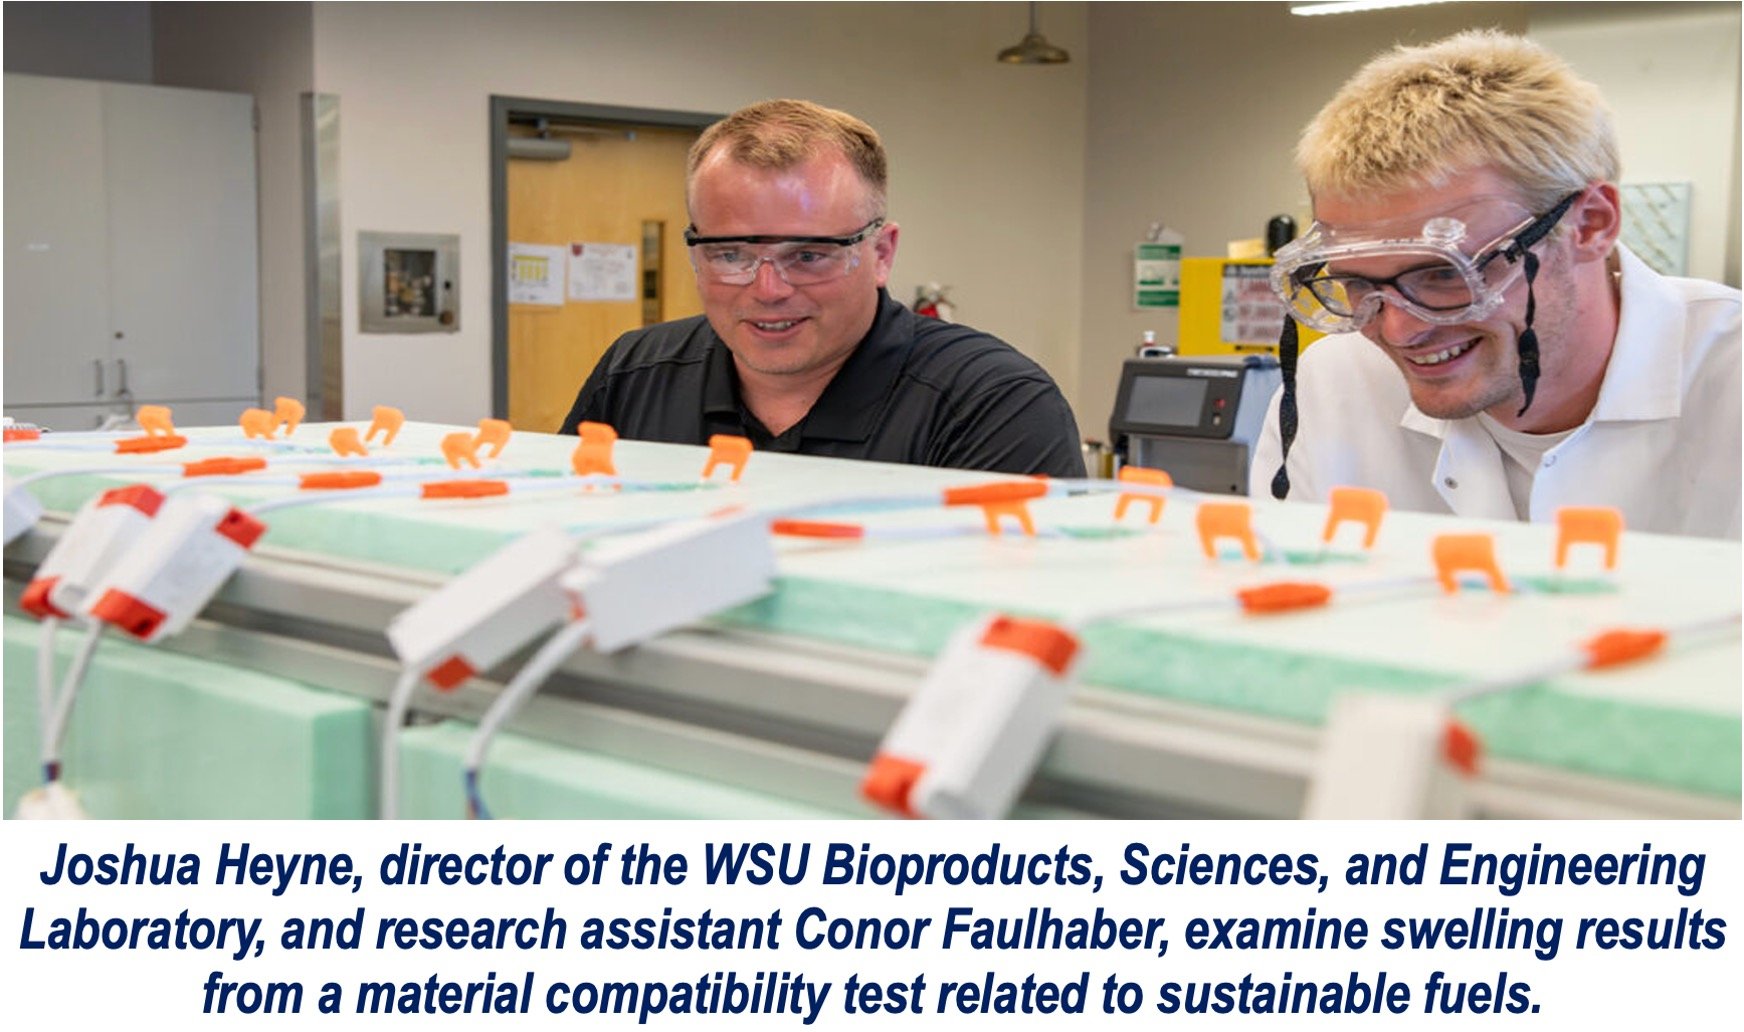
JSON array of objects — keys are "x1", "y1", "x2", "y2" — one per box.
[
  {"x1": 1555, "y1": 506, "x2": 1623, "y2": 571},
  {"x1": 1237, "y1": 581, "x2": 1332, "y2": 614},
  {"x1": 473, "y1": 418, "x2": 512, "y2": 459},
  {"x1": 571, "y1": 421, "x2": 619, "y2": 477},
  {"x1": 366, "y1": 405, "x2": 404, "y2": 446},
  {"x1": 440, "y1": 432, "x2": 481, "y2": 470},
  {"x1": 238, "y1": 408, "x2": 277, "y2": 440},
  {"x1": 274, "y1": 396, "x2": 306, "y2": 437},
  {"x1": 5, "y1": 426, "x2": 42, "y2": 442},
  {"x1": 1442, "y1": 720, "x2": 1482, "y2": 776},
  {"x1": 329, "y1": 426, "x2": 368, "y2": 457},
  {"x1": 1582, "y1": 628, "x2": 1667, "y2": 669},
  {"x1": 1322, "y1": 486, "x2": 1387, "y2": 550},
  {"x1": 979, "y1": 615, "x2": 1080, "y2": 676},
  {"x1": 701, "y1": 434, "x2": 753, "y2": 482},
  {"x1": 299, "y1": 470, "x2": 382, "y2": 490},
  {"x1": 421, "y1": 479, "x2": 510, "y2": 500},
  {"x1": 861, "y1": 755, "x2": 925, "y2": 818},
  {"x1": 1114, "y1": 466, "x2": 1172, "y2": 524},
  {"x1": 426, "y1": 656, "x2": 476, "y2": 691},
  {"x1": 135, "y1": 405, "x2": 175, "y2": 437},
  {"x1": 114, "y1": 434, "x2": 188, "y2": 454},
  {"x1": 1196, "y1": 501, "x2": 1259, "y2": 561},
  {"x1": 771, "y1": 519, "x2": 865, "y2": 539},
  {"x1": 943, "y1": 479, "x2": 1048, "y2": 536},
  {"x1": 183, "y1": 456, "x2": 268, "y2": 478},
  {"x1": 1431, "y1": 533, "x2": 1510, "y2": 594}
]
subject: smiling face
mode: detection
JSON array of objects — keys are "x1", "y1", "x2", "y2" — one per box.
[
  {"x1": 1312, "y1": 168, "x2": 1584, "y2": 425},
  {"x1": 686, "y1": 147, "x2": 898, "y2": 385}
]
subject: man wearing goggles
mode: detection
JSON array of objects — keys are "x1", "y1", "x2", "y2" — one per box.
[
  {"x1": 1251, "y1": 31, "x2": 1739, "y2": 539},
  {"x1": 561, "y1": 99, "x2": 1083, "y2": 478}
]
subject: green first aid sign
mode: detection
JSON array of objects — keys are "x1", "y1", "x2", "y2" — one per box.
[{"x1": 1135, "y1": 242, "x2": 1181, "y2": 309}]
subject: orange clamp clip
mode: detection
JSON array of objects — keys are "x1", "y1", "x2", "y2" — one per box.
[
  {"x1": 943, "y1": 479, "x2": 1048, "y2": 537},
  {"x1": 274, "y1": 396, "x2": 306, "y2": 437},
  {"x1": 1431, "y1": 533, "x2": 1510, "y2": 594},
  {"x1": 238, "y1": 408, "x2": 277, "y2": 440},
  {"x1": 979, "y1": 615, "x2": 1080, "y2": 676},
  {"x1": 1237, "y1": 581, "x2": 1333, "y2": 614},
  {"x1": 441, "y1": 431, "x2": 482, "y2": 470},
  {"x1": 114, "y1": 434, "x2": 188, "y2": 454},
  {"x1": 474, "y1": 418, "x2": 512, "y2": 459},
  {"x1": 861, "y1": 755, "x2": 925, "y2": 819},
  {"x1": 1582, "y1": 628, "x2": 1667, "y2": 669},
  {"x1": 701, "y1": 434, "x2": 753, "y2": 482},
  {"x1": 1442, "y1": 720, "x2": 1482, "y2": 777},
  {"x1": 135, "y1": 405, "x2": 175, "y2": 437},
  {"x1": 183, "y1": 456, "x2": 268, "y2": 478},
  {"x1": 299, "y1": 470, "x2": 383, "y2": 490},
  {"x1": 571, "y1": 421, "x2": 619, "y2": 477},
  {"x1": 1555, "y1": 506, "x2": 1623, "y2": 571},
  {"x1": 366, "y1": 405, "x2": 404, "y2": 446},
  {"x1": 1196, "y1": 501, "x2": 1260, "y2": 562},
  {"x1": 1114, "y1": 466, "x2": 1172, "y2": 524},
  {"x1": 329, "y1": 426, "x2": 368, "y2": 457},
  {"x1": 1322, "y1": 486, "x2": 1388, "y2": 550},
  {"x1": 4, "y1": 426, "x2": 42, "y2": 442},
  {"x1": 421, "y1": 479, "x2": 510, "y2": 500},
  {"x1": 771, "y1": 519, "x2": 865, "y2": 539}
]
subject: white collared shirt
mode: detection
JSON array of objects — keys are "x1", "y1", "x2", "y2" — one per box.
[{"x1": 1250, "y1": 245, "x2": 1742, "y2": 539}]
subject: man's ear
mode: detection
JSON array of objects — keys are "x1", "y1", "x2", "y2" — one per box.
[
  {"x1": 872, "y1": 221, "x2": 900, "y2": 287},
  {"x1": 1567, "y1": 182, "x2": 1622, "y2": 263}
]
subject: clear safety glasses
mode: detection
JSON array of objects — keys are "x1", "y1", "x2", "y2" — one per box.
[
  {"x1": 1269, "y1": 194, "x2": 1578, "y2": 333},
  {"x1": 685, "y1": 218, "x2": 884, "y2": 286}
]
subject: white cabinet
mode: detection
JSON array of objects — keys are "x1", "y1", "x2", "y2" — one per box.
[{"x1": 4, "y1": 74, "x2": 259, "y2": 431}]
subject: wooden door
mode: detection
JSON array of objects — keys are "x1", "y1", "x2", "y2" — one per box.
[{"x1": 507, "y1": 124, "x2": 702, "y2": 432}]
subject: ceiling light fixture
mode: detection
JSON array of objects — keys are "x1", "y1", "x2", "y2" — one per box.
[
  {"x1": 997, "y1": 2, "x2": 1070, "y2": 65},
  {"x1": 1291, "y1": 1, "x2": 1457, "y2": 16}
]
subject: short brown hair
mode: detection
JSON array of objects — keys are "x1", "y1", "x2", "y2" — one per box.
[
  {"x1": 1298, "y1": 30, "x2": 1618, "y2": 209},
  {"x1": 688, "y1": 99, "x2": 888, "y2": 214}
]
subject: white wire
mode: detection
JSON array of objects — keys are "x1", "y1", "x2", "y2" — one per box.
[
  {"x1": 462, "y1": 619, "x2": 595, "y2": 791},
  {"x1": 1444, "y1": 611, "x2": 1743, "y2": 705},
  {"x1": 42, "y1": 622, "x2": 105, "y2": 775},
  {"x1": 379, "y1": 662, "x2": 432, "y2": 820},
  {"x1": 36, "y1": 617, "x2": 60, "y2": 760}
]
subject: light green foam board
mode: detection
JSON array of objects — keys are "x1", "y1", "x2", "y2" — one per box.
[
  {"x1": 8, "y1": 423, "x2": 1739, "y2": 802},
  {"x1": 4, "y1": 615, "x2": 372, "y2": 818},
  {"x1": 395, "y1": 722, "x2": 856, "y2": 820}
]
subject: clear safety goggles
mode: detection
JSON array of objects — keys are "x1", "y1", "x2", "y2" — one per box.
[
  {"x1": 685, "y1": 218, "x2": 883, "y2": 286},
  {"x1": 1269, "y1": 194, "x2": 1577, "y2": 333}
]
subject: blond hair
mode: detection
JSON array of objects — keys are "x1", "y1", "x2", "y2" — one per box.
[
  {"x1": 1298, "y1": 30, "x2": 1618, "y2": 208},
  {"x1": 688, "y1": 99, "x2": 888, "y2": 215}
]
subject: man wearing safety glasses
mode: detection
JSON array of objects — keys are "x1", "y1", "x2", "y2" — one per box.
[
  {"x1": 560, "y1": 99, "x2": 1084, "y2": 477},
  {"x1": 1251, "y1": 31, "x2": 1739, "y2": 538}
]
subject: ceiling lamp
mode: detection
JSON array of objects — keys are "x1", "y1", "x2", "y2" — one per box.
[
  {"x1": 1291, "y1": 1, "x2": 1457, "y2": 15},
  {"x1": 997, "y1": 2, "x2": 1070, "y2": 65}
]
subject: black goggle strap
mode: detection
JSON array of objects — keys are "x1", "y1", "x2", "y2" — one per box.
[
  {"x1": 1270, "y1": 315, "x2": 1300, "y2": 500},
  {"x1": 1515, "y1": 249, "x2": 1543, "y2": 417},
  {"x1": 1501, "y1": 193, "x2": 1576, "y2": 418}
]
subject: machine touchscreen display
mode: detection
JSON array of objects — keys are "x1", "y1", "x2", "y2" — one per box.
[{"x1": 1125, "y1": 375, "x2": 1208, "y2": 428}]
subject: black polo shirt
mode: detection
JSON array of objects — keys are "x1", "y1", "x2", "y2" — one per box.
[{"x1": 559, "y1": 290, "x2": 1086, "y2": 477}]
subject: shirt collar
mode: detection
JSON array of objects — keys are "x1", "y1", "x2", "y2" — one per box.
[{"x1": 700, "y1": 288, "x2": 909, "y2": 442}]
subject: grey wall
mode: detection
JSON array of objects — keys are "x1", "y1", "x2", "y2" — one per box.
[{"x1": 3, "y1": 1, "x2": 153, "y2": 83}]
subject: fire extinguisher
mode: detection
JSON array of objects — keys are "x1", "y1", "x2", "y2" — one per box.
[{"x1": 913, "y1": 282, "x2": 955, "y2": 322}]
